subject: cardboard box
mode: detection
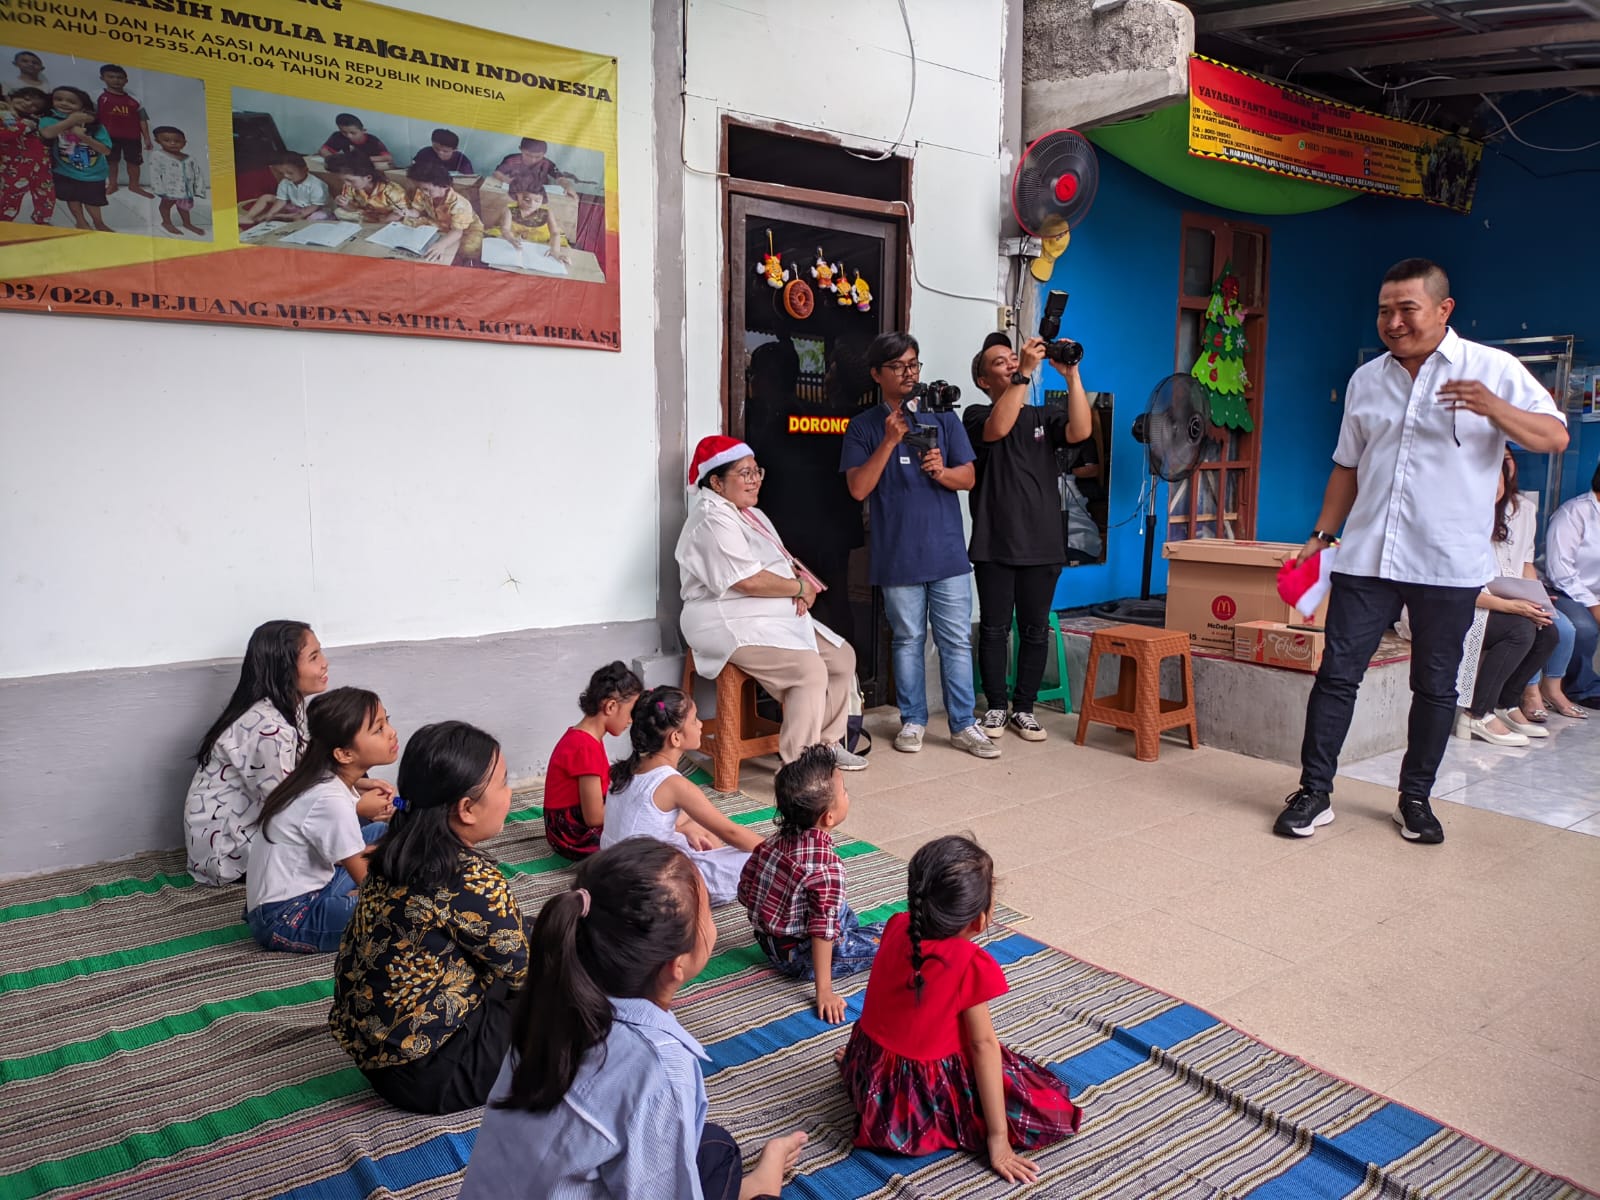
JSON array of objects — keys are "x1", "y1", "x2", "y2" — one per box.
[
  {"x1": 1163, "y1": 540, "x2": 1329, "y2": 653},
  {"x1": 1235, "y1": 620, "x2": 1326, "y2": 673}
]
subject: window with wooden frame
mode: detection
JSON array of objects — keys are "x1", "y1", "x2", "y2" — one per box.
[{"x1": 1169, "y1": 214, "x2": 1269, "y2": 541}]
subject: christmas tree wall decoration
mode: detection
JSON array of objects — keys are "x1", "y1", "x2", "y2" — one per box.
[{"x1": 1191, "y1": 263, "x2": 1254, "y2": 432}]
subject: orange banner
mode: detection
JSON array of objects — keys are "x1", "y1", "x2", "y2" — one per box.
[
  {"x1": 0, "y1": 0, "x2": 619, "y2": 347},
  {"x1": 1188, "y1": 56, "x2": 1482, "y2": 212}
]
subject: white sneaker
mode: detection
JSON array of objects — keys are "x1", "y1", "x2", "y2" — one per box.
[
  {"x1": 1008, "y1": 711, "x2": 1047, "y2": 742},
  {"x1": 979, "y1": 708, "x2": 1008, "y2": 739},
  {"x1": 832, "y1": 742, "x2": 869, "y2": 770},
  {"x1": 1462, "y1": 715, "x2": 1530, "y2": 747},
  {"x1": 952, "y1": 724, "x2": 1002, "y2": 759},
  {"x1": 893, "y1": 723, "x2": 925, "y2": 753},
  {"x1": 1494, "y1": 708, "x2": 1550, "y2": 738}
]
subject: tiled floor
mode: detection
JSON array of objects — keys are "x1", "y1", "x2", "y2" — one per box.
[
  {"x1": 723, "y1": 707, "x2": 1600, "y2": 1191},
  {"x1": 1340, "y1": 711, "x2": 1600, "y2": 834}
]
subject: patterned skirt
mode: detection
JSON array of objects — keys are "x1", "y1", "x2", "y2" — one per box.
[
  {"x1": 838, "y1": 1026, "x2": 1081, "y2": 1156},
  {"x1": 544, "y1": 804, "x2": 601, "y2": 860}
]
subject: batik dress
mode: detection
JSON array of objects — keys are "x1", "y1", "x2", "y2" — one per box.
[{"x1": 0, "y1": 110, "x2": 55, "y2": 223}]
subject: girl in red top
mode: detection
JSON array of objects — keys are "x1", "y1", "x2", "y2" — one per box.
[
  {"x1": 838, "y1": 835, "x2": 1081, "y2": 1183},
  {"x1": 543, "y1": 661, "x2": 641, "y2": 860}
]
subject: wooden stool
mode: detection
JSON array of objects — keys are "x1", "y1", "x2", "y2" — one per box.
[
  {"x1": 1074, "y1": 625, "x2": 1198, "y2": 762},
  {"x1": 682, "y1": 651, "x2": 782, "y2": 793}
]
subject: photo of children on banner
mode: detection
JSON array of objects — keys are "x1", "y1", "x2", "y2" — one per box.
[
  {"x1": 0, "y1": 47, "x2": 210, "y2": 240},
  {"x1": 228, "y1": 90, "x2": 609, "y2": 280}
]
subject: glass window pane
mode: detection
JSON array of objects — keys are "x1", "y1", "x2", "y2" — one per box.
[
  {"x1": 1177, "y1": 310, "x2": 1203, "y2": 373},
  {"x1": 1183, "y1": 225, "x2": 1215, "y2": 297},
  {"x1": 1233, "y1": 231, "x2": 1265, "y2": 307}
]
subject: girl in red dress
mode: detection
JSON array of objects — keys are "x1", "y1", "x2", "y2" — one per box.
[
  {"x1": 838, "y1": 835, "x2": 1081, "y2": 1183},
  {"x1": 542, "y1": 661, "x2": 642, "y2": 860}
]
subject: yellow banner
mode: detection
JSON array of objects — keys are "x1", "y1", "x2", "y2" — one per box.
[{"x1": 0, "y1": 0, "x2": 620, "y2": 346}]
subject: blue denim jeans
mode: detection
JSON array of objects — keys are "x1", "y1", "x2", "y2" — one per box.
[
  {"x1": 1535, "y1": 605, "x2": 1576, "y2": 685},
  {"x1": 755, "y1": 901, "x2": 885, "y2": 981},
  {"x1": 245, "y1": 821, "x2": 385, "y2": 954},
  {"x1": 1553, "y1": 595, "x2": 1600, "y2": 700},
  {"x1": 882, "y1": 575, "x2": 978, "y2": 734}
]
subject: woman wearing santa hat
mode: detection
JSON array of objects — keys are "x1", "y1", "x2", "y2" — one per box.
[{"x1": 675, "y1": 434, "x2": 867, "y2": 771}]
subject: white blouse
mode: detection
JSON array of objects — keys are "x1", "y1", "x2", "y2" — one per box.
[
  {"x1": 1491, "y1": 491, "x2": 1538, "y2": 580},
  {"x1": 674, "y1": 489, "x2": 843, "y2": 677}
]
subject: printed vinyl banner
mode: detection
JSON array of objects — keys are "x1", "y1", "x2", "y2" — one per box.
[
  {"x1": 1188, "y1": 56, "x2": 1482, "y2": 213},
  {"x1": 0, "y1": 0, "x2": 619, "y2": 347}
]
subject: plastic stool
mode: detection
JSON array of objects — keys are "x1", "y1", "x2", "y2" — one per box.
[
  {"x1": 971, "y1": 612, "x2": 1073, "y2": 714},
  {"x1": 682, "y1": 651, "x2": 782, "y2": 793},
  {"x1": 1074, "y1": 625, "x2": 1198, "y2": 762}
]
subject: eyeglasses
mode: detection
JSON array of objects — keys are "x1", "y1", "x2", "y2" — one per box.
[
  {"x1": 879, "y1": 360, "x2": 923, "y2": 376},
  {"x1": 731, "y1": 466, "x2": 765, "y2": 482}
]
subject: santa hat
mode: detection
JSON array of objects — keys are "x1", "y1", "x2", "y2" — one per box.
[
  {"x1": 1277, "y1": 546, "x2": 1338, "y2": 620},
  {"x1": 688, "y1": 435, "x2": 754, "y2": 486}
]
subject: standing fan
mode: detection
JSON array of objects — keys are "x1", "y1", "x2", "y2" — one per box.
[
  {"x1": 1011, "y1": 129, "x2": 1100, "y2": 237},
  {"x1": 1093, "y1": 374, "x2": 1211, "y2": 626}
]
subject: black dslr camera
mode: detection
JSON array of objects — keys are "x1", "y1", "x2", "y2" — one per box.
[
  {"x1": 910, "y1": 379, "x2": 962, "y2": 412},
  {"x1": 1040, "y1": 290, "x2": 1084, "y2": 367}
]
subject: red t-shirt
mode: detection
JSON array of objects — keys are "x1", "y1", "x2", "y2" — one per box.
[
  {"x1": 544, "y1": 727, "x2": 608, "y2": 812},
  {"x1": 96, "y1": 91, "x2": 146, "y2": 141},
  {"x1": 857, "y1": 911, "x2": 1008, "y2": 1060}
]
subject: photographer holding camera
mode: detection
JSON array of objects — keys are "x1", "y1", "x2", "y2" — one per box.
[
  {"x1": 841, "y1": 332, "x2": 999, "y2": 760},
  {"x1": 963, "y1": 330, "x2": 1092, "y2": 741}
]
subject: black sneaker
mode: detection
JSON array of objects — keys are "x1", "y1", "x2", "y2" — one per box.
[
  {"x1": 1273, "y1": 789, "x2": 1333, "y2": 838},
  {"x1": 1394, "y1": 795, "x2": 1444, "y2": 844}
]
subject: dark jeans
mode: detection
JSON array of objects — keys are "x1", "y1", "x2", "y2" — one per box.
[
  {"x1": 974, "y1": 561, "x2": 1062, "y2": 712},
  {"x1": 1468, "y1": 610, "x2": 1561, "y2": 717},
  {"x1": 1553, "y1": 594, "x2": 1600, "y2": 700},
  {"x1": 1300, "y1": 573, "x2": 1478, "y2": 799},
  {"x1": 362, "y1": 979, "x2": 515, "y2": 1114},
  {"x1": 699, "y1": 1122, "x2": 778, "y2": 1200}
]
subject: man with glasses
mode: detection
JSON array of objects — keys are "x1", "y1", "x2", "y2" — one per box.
[
  {"x1": 841, "y1": 332, "x2": 998, "y2": 759},
  {"x1": 1274, "y1": 258, "x2": 1567, "y2": 846}
]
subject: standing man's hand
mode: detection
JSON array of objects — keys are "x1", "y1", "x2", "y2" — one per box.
[
  {"x1": 1437, "y1": 379, "x2": 1504, "y2": 419},
  {"x1": 884, "y1": 405, "x2": 908, "y2": 447},
  {"x1": 920, "y1": 447, "x2": 945, "y2": 480},
  {"x1": 1291, "y1": 537, "x2": 1326, "y2": 567},
  {"x1": 1019, "y1": 337, "x2": 1047, "y2": 377}
]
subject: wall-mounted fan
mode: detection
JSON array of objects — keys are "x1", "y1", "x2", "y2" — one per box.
[{"x1": 1011, "y1": 129, "x2": 1099, "y2": 280}]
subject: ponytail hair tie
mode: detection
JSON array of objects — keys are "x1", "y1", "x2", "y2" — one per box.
[
  {"x1": 574, "y1": 887, "x2": 591, "y2": 917},
  {"x1": 391, "y1": 794, "x2": 407, "y2": 812},
  {"x1": 656, "y1": 701, "x2": 667, "y2": 713}
]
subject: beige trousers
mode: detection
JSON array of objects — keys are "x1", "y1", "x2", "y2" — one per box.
[{"x1": 728, "y1": 633, "x2": 857, "y2": 762}]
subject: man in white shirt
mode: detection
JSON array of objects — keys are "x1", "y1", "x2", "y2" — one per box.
[
  {"x1": 1274, "y1": 259, "x2": 1568, "y2": 845},
  {"x1": 1544, "y1": 464, "x2": 1600, "y2": 706}
]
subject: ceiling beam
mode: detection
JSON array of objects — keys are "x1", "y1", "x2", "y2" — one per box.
[
  {"x1": 1403, "y1": 65, "x2": 1600, "y2": 96},
  {"x1": 1195, "y1": 0, "x2": 1421, "y2": 35},
  {"x1": 1297, "y1": 20, "x2": 1600, "y2": 71}
]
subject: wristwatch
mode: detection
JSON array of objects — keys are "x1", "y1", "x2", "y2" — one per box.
[
  {"x1": 1311, "y1": 530, "x2": 1341, "y2": 546},
  {"x1": 1011, "y1": 371, "x2": 1032, "y2": 386}
]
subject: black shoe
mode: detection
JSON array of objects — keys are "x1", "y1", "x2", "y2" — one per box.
[
  {"x1": 1577, "y1": 695, "x2": 1600, "y2": 711},
  {"x1": 1394, "y1": 795, "x2": 1444, "y2": 844},
  {"x1": 1273, "y1": 789, "x2": 1333, "y2": 838}
]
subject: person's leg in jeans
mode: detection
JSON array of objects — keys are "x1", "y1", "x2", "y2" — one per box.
[
  {"x1": 1538, "y1": 607, "x2": 1582, "y2": 713},
  {"x1": 881, "y1": 583, "x2": 930, "y2": 730},
  {"x1": 1010, "y1": 564, "x2": 1063, "y2": 714},
  {"x1": 1467, "y1": 611, "x2": 1535, "y2": 718},
  {"x1": 1394, "y1": 583, "x2": 1479, "y2": 802},
  {"x1": 973, "y1": 561, "x2": 1017, "y2": 714},
  {"x1": 1298, "y1": 574, "x2": 1405, "y2": 796},
  {"x1": 697, "y1": 1122, "x2": 743, "y2": 1200},
  {"x1": 1499, "y1": 618, "x2": 1560, "y2": 711},
  {"x1": 925, "y1": 573, "x2": 979, "y2": 735},
  {"x1": 1553, "y1": 595, "x2": 1600, "y2": 700}
]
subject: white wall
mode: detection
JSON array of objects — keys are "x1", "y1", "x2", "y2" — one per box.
[
  {"x1": 0, "y1": 0, "x2": 657, "y2": 679},
  {"x1": 680, "y1": 0, "x2": 1010, "y2": 443}
]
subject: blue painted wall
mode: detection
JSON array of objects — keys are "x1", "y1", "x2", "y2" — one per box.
[{"x1": 1052, "y1": 94, "x2": 1600, "y2": 610}]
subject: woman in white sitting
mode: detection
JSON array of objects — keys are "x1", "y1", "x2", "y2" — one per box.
[{"x1": 675, "y1": 434, "x2": 866, "y2": 771}]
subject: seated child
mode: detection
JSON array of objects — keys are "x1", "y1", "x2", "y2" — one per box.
[
  {"x1": 839, "y1": 835, "x2": 1081, "y2": 1184},
  {"x1": 460, "y1": 840, "x2": 807, "y2": 1200},
  {"x1": 244, "y1": 687, "x2": 397, "y2": 953},
  {"x1": 599, "y1": 686, "x2": 764, "y2": 906},
  {"x1": 738, "y1": 743, "x2": 882, "y2": 1023},
  {"x1": 412, "y1": 127, "x2": 472, "y2": 175},
  {"x1": 238, "y1": 152, "x2": 330, "y2": 225},
  {"x1": 0, "y1": 86, "x2": 56, "y2": 224},
  {"x1": 544, "y1": 660, "x2": 642, "y2": 861},
  {"x1": 328, "y1": 151, "x2": 406, "y2": 223},
  {"x1": 329, "y1": 720, "x2": 528, "y2": 1115},
  {"x1": 402, "y1": 156, "x2": 483, "y2": 265},
  {"x1": 489, "y1": 136, "x2": 574, "y2": 190},
  {"x1": 317, "y1": 111, "x2": 390, "y2": 167},
  {"x1": 185, "y1": 620, "x2": 331, "y2": 886},
  {"x1": 492, "y1": 174, "x2": 570, "y2": 265},
  {"x1": 147, "y1": 124, "x2": 206, "y2": 236},
  {"x1": 39, "y1": 85, "x2": 112, "y2": 232}
]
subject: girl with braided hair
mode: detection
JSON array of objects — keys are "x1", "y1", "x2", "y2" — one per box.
[
  {"x1": 599, "y1": 685, "x2": 764, "y2": 904},
  {"x1": 838, "y1": 835, "x2": 1081, "y2": 1182}
]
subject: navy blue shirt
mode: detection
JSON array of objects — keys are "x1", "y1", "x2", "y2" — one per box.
[{"x1": 840, "y1": 403, "x2": 975, "y2": 587}]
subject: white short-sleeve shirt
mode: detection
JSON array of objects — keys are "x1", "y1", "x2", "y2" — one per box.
[
  {"x1": 1546, "y1": 490, "x2": 1600, "y2": 607},
  {"x1": 1333, "y1": 328, "x2": 1564, "y2": 587},
  {"x1": 277, "y1": 174, "x2": 330, "y2": 208},
  {"x1": 245, "y1": 775, "x2": 365, "y2": 911}
]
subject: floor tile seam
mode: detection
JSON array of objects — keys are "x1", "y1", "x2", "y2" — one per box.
[{"x1": 1140, "y1": 905, "x2": 1302, "y2": 968}]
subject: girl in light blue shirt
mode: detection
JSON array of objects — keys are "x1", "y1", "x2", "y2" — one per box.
[{"x1": 460, "y1": 839, "x2": 807, "y2": 1200}]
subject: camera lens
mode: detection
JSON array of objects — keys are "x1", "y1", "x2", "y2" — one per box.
[{"x1": 1046, "y1": 339, "x2": 1084, "y2": 367}]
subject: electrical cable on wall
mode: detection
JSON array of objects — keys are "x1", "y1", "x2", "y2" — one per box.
[
  {"x1": 1479, "y1": 93, "x2": 1600, "y2": 153},
  {"x1": 848, "y1": 0, "x2": 917, "y2": 162}
]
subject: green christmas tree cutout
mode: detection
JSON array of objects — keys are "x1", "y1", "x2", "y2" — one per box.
[{"x1": 1191, "y1": 263, "x2": 1254, "y2": 432}]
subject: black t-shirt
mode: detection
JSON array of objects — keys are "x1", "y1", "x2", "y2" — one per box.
[{"x1": 963, "y1": 402, "x2": 1071, "y2": 565}]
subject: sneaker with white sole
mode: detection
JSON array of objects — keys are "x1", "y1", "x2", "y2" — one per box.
[
  {"x1": 832, "y1": 742, "x2": 869, "y2": 771},
  {"x1": 952, "y1": 724, "x2": 1002, "y2": 759},
  {"x1": 979, "y1": 708, "x2": 1008, "y2": 739},
  {"x1": 1272, "y1": 788, "x2": 1333, "y2": 838},
  {"x1": 893, "y1": 723, "x2": 925, "y2": 753},
  {"x1": 1394, "y1": 794, "x2": 1444, "y2": 844},
  {"x1": 1008, "y1": 711, "x2": 1046, "y2": 741}
]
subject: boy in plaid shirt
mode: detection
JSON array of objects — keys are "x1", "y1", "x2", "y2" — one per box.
[{"x1": 738, "y1": 743, "x2": 884, "y2": 1023}]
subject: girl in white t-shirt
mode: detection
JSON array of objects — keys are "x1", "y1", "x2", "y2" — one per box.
[{"x1": 245, "y1": 687, "x2": 399, "y2": 953}]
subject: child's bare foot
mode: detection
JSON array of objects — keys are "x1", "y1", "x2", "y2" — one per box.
[
  {"x1": 833, "y1": 1046, "x2": 846, "y2": 1065},
  {"x1": 106, "y1": 181, "x2": 119, "y2": 196},
  {"x1": 90, "y1": 217, "x2": 111, "y2": 232},
  {"x1": 182, "y1": 220, "x2": 205, "y2": 235},
  {"x1": 161, "y1": 222, "x2": 180, "y2": 235},
  {"x1": 739, "y1": 1131, "x2": 807, "y2": 1199},
  {"x1": 130, "y1": 185, "x2": 154, "y2": 198}
]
